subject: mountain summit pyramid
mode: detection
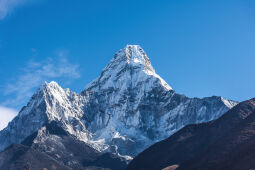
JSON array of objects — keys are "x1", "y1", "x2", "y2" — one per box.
[
  {"x1": 0, "y1": 45, "x2": 237, "y2": 158},
  {"x1": 84, "y1": 45, "x2": 171, "y2": 92}
]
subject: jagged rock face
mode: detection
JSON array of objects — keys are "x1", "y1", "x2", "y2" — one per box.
[
  {"x1": 0, "y1": 121, "x2": 127, "y2": 170},
  {"x1": 0, "y1": 82, "x2": 89, "y2": 151},
  {"x1": 0, "y1": 45, "x2": 237, "y2": 158},
  {"x1": 0, "y1": 88, "x2": 48, "y2": 151},
  {"x1": 80, "y1": 45, "x2": 237, "y2": 156},
  {"x1": 21, "y1": 122, "x2": 128, "y2": 170}
]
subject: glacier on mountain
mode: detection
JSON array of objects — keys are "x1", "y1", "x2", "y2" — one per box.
[{"x1": 0, "y1": 45, "x2": 238, "y2": 158}]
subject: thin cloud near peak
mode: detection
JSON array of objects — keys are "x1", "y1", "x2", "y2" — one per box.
[
  {"x1": 0, "y1": 0, "x2": 41, "y2": 20},
  {"x1": 0, "y1": 0, "x2": 25, "y2": 19},
  {"x1": 2, "y1": 56, "x2": 81, "y2": 109},
  {"x1": 0, "y1": 106, "x2": 18, "y2": 130}
]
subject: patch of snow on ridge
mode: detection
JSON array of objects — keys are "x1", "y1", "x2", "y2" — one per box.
[{"x1": 221, "y1": 97, "x2": 238, "y2": 108}]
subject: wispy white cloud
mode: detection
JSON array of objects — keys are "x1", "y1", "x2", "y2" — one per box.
[
  {"x1": 0, "y1": 0, "x2": 42, "y2": 20},
  {"x1": 2, "y1": 56, "x2": 80, "y2": 108},
  {"x1": 0, "y1": 0, "x2": 27, "y2": 19},
  {"x1": 0, "y1": 106, "x2": 18, "y2": 130}
]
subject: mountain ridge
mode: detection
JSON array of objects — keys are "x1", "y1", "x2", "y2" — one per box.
[{"x1": 0, "y1": 45, "x2": 237, "y2": 159}]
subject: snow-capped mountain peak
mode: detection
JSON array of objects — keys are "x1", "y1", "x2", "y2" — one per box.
[
  {"x1": 43, "y1": 81, "x2": 62, "y2": 90},
  {"x1": 121, "y1": 45, "x2": 154, "y2": 72},
  {"x1": 85, "y1": 45, "x2": 172, "y2": 91},
  {"x1": 80, "y1": 45, "x2": 237, "y2": 157},
  {"x1": 0, "y1": 80, "x2": 89, "y2": 151},
  {"x1": 21, "y1": 81, "x2": 70, "y2": 119},
  {"x1": 0, "y1": 45, "x2": 238, "y2": 159}
]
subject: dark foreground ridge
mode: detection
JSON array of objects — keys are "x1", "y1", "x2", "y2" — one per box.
[
  {"x1": 127, "y1": 98, "x2": 255, "y2": 170},
  {"x1": 0, "y1": 143, "x2": 70, "y2": 170}
]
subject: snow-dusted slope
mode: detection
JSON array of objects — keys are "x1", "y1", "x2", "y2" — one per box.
[
  {"x1": 0, "y1": 45, "x2": 237, "y2": 158},
  {"x1": 0, "y1": 82, "x2": 89, "y2": 151}
]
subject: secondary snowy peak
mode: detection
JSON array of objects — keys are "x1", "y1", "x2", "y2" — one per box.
[
  {"x1": 20, "y1": 81, "x2": 70, "y2": 118},
  {"x1": 85, "y1": 45, "x2": 172, "y2": 91},
  {"x1": 0, "y1": 81, "x2": 88, "y2": 151}
]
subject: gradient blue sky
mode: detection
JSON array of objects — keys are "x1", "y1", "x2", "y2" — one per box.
[{"x1": 0, "y1": 0, "x2": 255, "y2": 121}]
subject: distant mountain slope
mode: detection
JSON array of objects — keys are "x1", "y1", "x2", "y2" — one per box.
[
  {"x1": 0, "y1": 45, "x2": 237, "y2": 159},
  {"x1": 127, "y1": 98, "x2": 255, "y2": 170}
]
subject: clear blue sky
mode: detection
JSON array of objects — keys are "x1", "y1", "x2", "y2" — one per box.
[{"x1": 0, "y1": 0, "x2": 255, "y2": 112}]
